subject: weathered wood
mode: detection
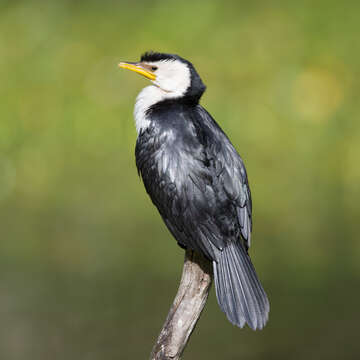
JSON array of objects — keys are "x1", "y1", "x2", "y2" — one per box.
[{"x1": 150, "y1": 249, "x2": 213, "y2": 360}]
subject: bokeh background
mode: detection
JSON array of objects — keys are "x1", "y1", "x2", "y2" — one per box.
[{"x1": 1, "y1": 0, "x2": 360, "y2": 359}]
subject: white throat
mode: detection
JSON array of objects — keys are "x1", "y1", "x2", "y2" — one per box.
[
  {"x1": 134, "y1": 83, "x2": 189, "y2": 135},
  {"x1": 133, "y1": 60, "x2": 192, "y2": 135},
  {"x1": 134, "y1": 85, "x2": 165, "y2": 134}
]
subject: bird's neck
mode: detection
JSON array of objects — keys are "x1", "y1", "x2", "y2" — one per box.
[
  {"x1": 134, "y1": 85, "x2": 197, "y2": 135},
  {"x1": 134, "y1": 85, "x2": 165, "y2": 134}
]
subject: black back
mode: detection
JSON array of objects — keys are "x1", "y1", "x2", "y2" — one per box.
[{"x1": 135, "y1": 102, "x2": 252, "y2": 261}]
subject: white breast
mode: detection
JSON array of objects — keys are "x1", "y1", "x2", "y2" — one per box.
[{"x1": 134, "y1": 85, "x2": 166, "y2": 134}]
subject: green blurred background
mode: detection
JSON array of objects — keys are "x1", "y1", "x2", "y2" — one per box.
[{"x1": 1, "y1": 0, "x2": 360, "y2": 359}]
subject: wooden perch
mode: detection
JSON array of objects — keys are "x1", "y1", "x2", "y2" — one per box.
[{"x1": 150, "y1": 249, "x2": 213, "y2": 360}]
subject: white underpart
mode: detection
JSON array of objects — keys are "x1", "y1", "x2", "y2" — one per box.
[{"x1": 134, "y1": 59, "x2": 191, "y2": 134}]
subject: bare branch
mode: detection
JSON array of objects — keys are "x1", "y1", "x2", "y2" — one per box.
[{"x1": 150, "y1": 249, "x2": 213, "y2": 360}]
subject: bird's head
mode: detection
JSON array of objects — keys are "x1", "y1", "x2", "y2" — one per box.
[{"x1": 118, "y1": 52, "x2": 206, "y2": 103}]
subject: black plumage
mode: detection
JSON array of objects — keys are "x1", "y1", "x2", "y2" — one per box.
[{"x1": 132, "y1": 53, "x2": 269, "y2": 330}]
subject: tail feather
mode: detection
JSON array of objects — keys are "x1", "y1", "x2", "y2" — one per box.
[{"x1": 213, "y1": 242, "x2": 269, "y2": 330}]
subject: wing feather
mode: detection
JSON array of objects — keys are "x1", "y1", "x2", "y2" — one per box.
[{"x1": 135, "y1": 103, "x2": 253, "y2": 260}]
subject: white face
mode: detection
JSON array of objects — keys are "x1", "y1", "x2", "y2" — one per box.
[{"x1": 143, "y1": 59, "x2": 191, "y2": 98}]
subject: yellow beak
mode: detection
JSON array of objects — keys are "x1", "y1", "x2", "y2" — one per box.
[{"x1": 118, "y1": 62, "x2": 156, "y2": 81}]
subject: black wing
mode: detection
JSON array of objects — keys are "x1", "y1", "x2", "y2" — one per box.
[
  {"x1": 135, "y1": 104, "x2": 252, "y2": 261},
  {"x1": 194, "y1": 106, "x2": 252, "y2": 248}
]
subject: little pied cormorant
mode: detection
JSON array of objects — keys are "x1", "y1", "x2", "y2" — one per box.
[{"x1": 118, "y1": 52, "x2": 269, "y2": 330}]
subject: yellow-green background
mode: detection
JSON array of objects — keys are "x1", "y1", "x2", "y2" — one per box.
[{"x1": 1, "y1": 0, "x2": 359, "y2": 359}]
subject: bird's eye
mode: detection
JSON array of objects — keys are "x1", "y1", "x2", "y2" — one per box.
[{"x1": 151, "y1": 66, "x2": 158, "y2": 71}]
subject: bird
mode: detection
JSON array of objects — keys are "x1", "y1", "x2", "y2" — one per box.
[{"x1": 118, "y1": 52, "x2": 269, "y2": 330}]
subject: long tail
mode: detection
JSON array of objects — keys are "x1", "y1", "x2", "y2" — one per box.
[{"x1": 213, "y1": 241, "x2": 270, "y2": 330}]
